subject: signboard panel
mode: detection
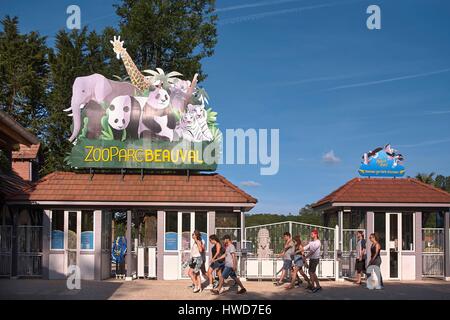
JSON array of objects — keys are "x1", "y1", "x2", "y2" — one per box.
[
  {"x1": 65, "y1": 36, "x2": 221, "y2": 171},
  {"x1": 358, "y1": 144, "x2": 405, "y2": 177}
]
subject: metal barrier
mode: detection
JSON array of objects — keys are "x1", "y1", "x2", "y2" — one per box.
[
  {"x1": 340, "y1": 229, "x2": 365, "y2": 278},
  {"x1": 137, "y1": 246, "x2": 157, "y2": 279},
  {"x1": 422, "y1": 228, "x2": 444, "y2": 277},
  {"x1": 243, "y1": 221, "x2": 338, "y2": 280},
  {"x1": 17, "y1": 226, "x2": 43, "y2": 277},
  {"x1": 0, "y1": 226, "x2": 12, "y2": 277},
  {"x1": 244, "y1": 257, "x2": 335, "y2": 280},
  {"x1": 245, "y1": 221, "x2": 335, "y2": 256}
]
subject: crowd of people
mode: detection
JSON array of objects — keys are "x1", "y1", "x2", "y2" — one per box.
[
  {"x1": 185, "y1": 229, "x2": 384, "y2": 295},
  {"x1": 186, "y1": 231, "x2": 247, "y2": 295},
  {"x1": 274, "y1": 230, "x2": 322, "y2": 293}
]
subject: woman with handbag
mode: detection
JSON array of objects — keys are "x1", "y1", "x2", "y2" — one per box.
[
  {"x1": 368, "y1": 232, "x2": 383, "y2": 289},
  {"x1": 187, "y1": 230, "x2": 205, "y2": 293},
  {"x1": 286, "y1": 235, "x2": 312, "y2": 290}
]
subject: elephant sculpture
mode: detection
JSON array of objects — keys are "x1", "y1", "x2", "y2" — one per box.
[{"x1": 65, "y1": 73, "x2": 138, "y2": 142}]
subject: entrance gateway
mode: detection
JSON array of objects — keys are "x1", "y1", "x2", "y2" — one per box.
[{"x1": 1, "y1": 34, "x2": 258, "y2": 281}]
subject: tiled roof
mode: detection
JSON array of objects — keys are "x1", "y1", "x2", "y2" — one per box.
[
  {"x1": 8, "y1": 171, "x2": 257, "y2": 205},
  {"x1": 312, "y1": 178, "x2": 450, "y2": 208},
  {"x1": 0, "y1": 172, "x2": 33, "y2": 200},
  {"x1": 12, "y1": 144, "x2": 40, "y2": 160}
]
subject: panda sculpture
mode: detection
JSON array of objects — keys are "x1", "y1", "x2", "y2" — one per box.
[
  {"x1": 137, "y1": 84, "x2": 176, "y2": 141},
  {"x1": 107, "y1": 95, "x2": 141, "y2": 140},
  {"x1": 106, "y1": 86, "x2": 176, "y2": 141}
]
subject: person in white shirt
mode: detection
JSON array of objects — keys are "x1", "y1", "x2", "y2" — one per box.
[
  {"x1": 303, "y1": 229, "x2": 322, "y2": 293},
  {"x1": 188, "y1": 230, "x2": 205, "y2": 293}
]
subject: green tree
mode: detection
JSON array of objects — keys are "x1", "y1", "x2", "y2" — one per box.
[
  {"x1": 434, "y1": 174, "x2": 446, "y2": 190},
  {"x1": 0, "y1": 16, "x2": 49, "y2": 138},
  {"x1": 114, "y1": 0, "x2": 218, "y2": 81},
  {"x1": 415, "y1": 172, "x2": 435, "y2": 185},
  {"x1": 44, "y1": 28, "x2": 111, "y2": 174},
  {"x1": 245, "y1": 205, "x2": 322, "y2": 227}
]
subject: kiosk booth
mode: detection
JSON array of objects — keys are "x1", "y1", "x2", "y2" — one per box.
[
  {"x1": 7, "y1": 172, "x2": 256, "y2": 280},
  {"x1": 313, "y1": 177, "x2": 450, "y2": 281}
]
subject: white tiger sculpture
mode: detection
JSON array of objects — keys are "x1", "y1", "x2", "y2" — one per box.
[{"x1": 175, "y1": 102, "x2": 213, "y2": 142}]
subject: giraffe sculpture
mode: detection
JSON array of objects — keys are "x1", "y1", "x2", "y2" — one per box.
[
  {"x1": 110, "y1": 36, "x2": 198, "y2": 106},
  {"x1": 110, "y1": 36, "x2": 151, "y2": 92}
]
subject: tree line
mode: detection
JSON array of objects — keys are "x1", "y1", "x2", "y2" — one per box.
[
  {"x1": 0, "y1": 0, "x2": 217, "y2": 175},
  {"x1": 246, "y1": 205, "x2": 322, "y2": 227},
  {"x1": 414, "y1": 172, "x2": 450, "y2": 192}
]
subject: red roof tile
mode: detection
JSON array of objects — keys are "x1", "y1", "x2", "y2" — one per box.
[
  {"x1": 312, "y1": 178, "x2": 450, "y2": 208},
  {"x1": 8, "y1": 171, "x2": 257, "y2": 205},
  {"x1": 12, "y1": 144, "x2": 40, "y2": 160}
]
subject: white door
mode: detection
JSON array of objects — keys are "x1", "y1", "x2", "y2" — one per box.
[
  {"x1": 177, "y1": 211, "x2": 209, "y2": 279},
  {"x1": 386, "y1": 213, "x2": 402, "y2": 280},
  {"x1": 178, "y1": 212, "x2": 194, "y2": 279}
]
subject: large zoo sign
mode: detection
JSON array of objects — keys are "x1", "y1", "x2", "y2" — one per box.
[{"x1": 65, "y1": 36, "x2": 221, "y2": 170}]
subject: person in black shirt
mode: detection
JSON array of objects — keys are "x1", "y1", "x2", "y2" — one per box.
[{"x1": 354, "y1": 231, "x2": 366, "y2": 285}]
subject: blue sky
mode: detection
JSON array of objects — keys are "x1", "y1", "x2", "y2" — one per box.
[{"x1": 2, "y1": 0, "x2": 450, "y2": 214}]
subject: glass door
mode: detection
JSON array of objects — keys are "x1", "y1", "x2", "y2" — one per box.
[
  {"x1": 65, "y1": 211, "x2": 79, "y2": 275},
  {"x1": 177, "y1": 212, "x2": 209, "y2": 279},
  {"x1": 386, "y1": 213, "x2": 402, "y2": 280},
  {"x1": 179, "y1": 212, "x2": 193, "y2": 279}
]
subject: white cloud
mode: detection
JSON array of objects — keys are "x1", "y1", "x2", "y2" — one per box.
[
  {"x1": 216, "y1": 0, "x2": 302, "y2": 13},
  {"x1": 218, "y1": 1, "x2": 359, "y2": 25},
  {"x1": 241, "y1": 180, "x2": 261, "y2": 187},
  {"x1": 322, "y1": 150, "x2": 341, "y2": 164},
  {"x1": 324, "y1": 67, "x2": 450, "y2": 91}
]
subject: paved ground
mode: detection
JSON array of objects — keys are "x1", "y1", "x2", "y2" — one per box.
[{"x1": 0, "y1": 278, "x2": 449, "y2": 300}]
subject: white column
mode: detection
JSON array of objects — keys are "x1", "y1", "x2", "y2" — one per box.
[
  {"x1": 125, "y1": 210, "x2": 132, "y2": 279},
  {"x1": 93, "y1": 210, "x2": 102, "y2": 280},
  {"x1": 156, "y1": 210, "x2": 165, "y2": 280},
  {"x1": 338, "y1": 210, "x2": 343, "y2": 251},
  {"x1": 444, "y1": 211, "x2": 450, "y2": 281},
  {"x1": 240, "y1": 210, "x2": 245, "y2": 246}
]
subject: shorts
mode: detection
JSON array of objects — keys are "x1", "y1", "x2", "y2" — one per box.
[
  {"x1": 222, "y1": 266, "x2": 237, "y2": 280},
  {"x1": 308, "y1": 258, "x2": 319, "y2": 274},
  {"x1": 293, "y1": 255, "x2": 304, "y2": 268},
  {"x1": 355, "y1": 259, "x2": 366, "y2": 273},
  {"x1": 282, "y1": 259, "x2": 292, "y2": 271},
  {"x1": 189, "y1": 256, "x2": 203, "y2": 274},
  {"x1": 210, "y1": 261, "x2": 224, "y2": 270}
]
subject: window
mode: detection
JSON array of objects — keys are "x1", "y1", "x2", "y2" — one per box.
[
  {"x1": 165, "y1": 211, "x2": 178, "y2": 251},
  {"x1": 374, "y1": 212, "x2": 386, "y2": 250},
  {"x1": 215, "y1": 211, "x2": 240, "y2": 228},
  {"x1": 101, "y1": 211, "x2": 112, "y2": 251},
  {"x1": 402, "y1": 213, "x2": 414, "y2": 251},
  {"x1": 132, "y1": 210, "x2": 157, "y2": 247},
  {"x1": 81, "y1": 211, "x2": 94, "y2": 250},
  {"x1": 51, "y1": 210, "x2": 64, "y2": 249},
  {"x1": 324, "y1": 212, "x2": 338, "y2": 228},
  {"x1": 343, "y1": 210, "x2": 366, "y2": 229},
  {"x1": 181, "y1": 212, "x2": 190, "y2": 251},
  {"x1": 422, "y1": 212, "x2": 445, "y2": 228},
  {"x1": 195, "y1": 212, "x2": 208, "y2": 250},
  {"x1": 68, "y1": 211, "x2": 77, "y2": 250}
]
